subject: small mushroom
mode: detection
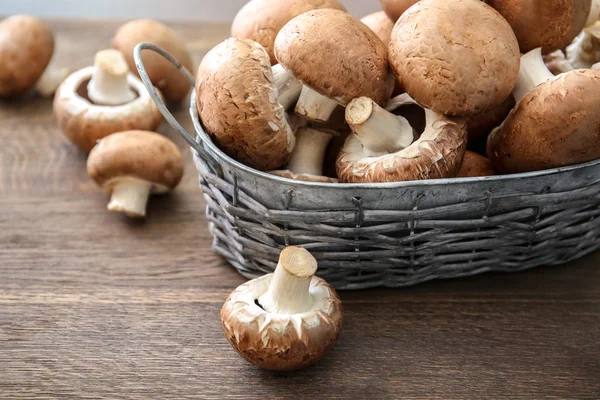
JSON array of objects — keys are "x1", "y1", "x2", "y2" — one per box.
[
  {"x1": 270, "y1": 127, "x2": 338, "y2": 183},
  {"x1": 566, "y1": 21, "x2": 600, "y2": 69},
  {"x1": 112, "y1": 19, "x2": 194, "y2": 103},
  {"x1": 275, "y1": 9, "x2": 390, "y2": 123},
  {"x1": 488, "y1": 48, "x2": 600, "y2": 173},
  {"x1": 87, "y1": 130, "x2": 184, "y2": 218},
  {"x1": 336, "y1": 95, "x2": 467, "y2": 183},
  {"x1": 0, "y1": 15, "x2": 54, "y2": 97},
  {"x1": 389, "y1": 0, "x2": 520, "y2": 116},
  {"x1": 221, "y1": 246, "x2": 343, "y2": 371},
  {"x1": 231, "y1": 0, "x2": 346, "y2": 65},
  {"x1": 379, "y1": 0, "x2": 419, "y2": 21},
  {"x1": 457, "y1": 151, "x2": 497, "y2": 178},
  {"x1": 196, "y1": 38, "x2": 296, "y2": 171},
  {"x1": 487, "y1": 0, "x2": 591, "y2": 53},
  {"x1": 465, "y1": 96, "x2": 515, "y2": 145},
  {"x1": 54, "y1": 49, "x2": 162, "y2": 152},
  {"x1": 361, "y1": 11, "x2": 394, "y2": 47}
]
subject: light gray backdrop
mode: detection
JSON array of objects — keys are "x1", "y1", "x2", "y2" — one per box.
[{"x1": 0, "y1": 0, "x2": 381, "y2": 21}]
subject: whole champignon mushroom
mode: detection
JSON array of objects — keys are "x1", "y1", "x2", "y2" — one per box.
[
  {"x1": 112, "y1": 19, "x2": 194, "y2": 103},
  {"x1": 54, "y1": 49, "x2": 162, "y2": 152},
  {"x1": 488, "y1": 48, "x2": 600, "y2": 173},
  {"x1": 271, "y1": 127, "x2": 338, "y2": 182},
  {"x1": 231, "y1": 0, "x2": 346, "y2": 65},
  {"x1": 221, "y1": 246, "x2": 343, "y2": 371},
  {"x1": 87, "y1": 130, "x2": 184, "y2": 218},
  {"x1": 389, "y1": 0, "x2": 520, "y2": 116},
  {"x1": 379, "y1": 0, "x2": 419, "y2": 21},
  {"x1": 566, "y1": 21, "x2": 600, "y2": 69},
  {"x1": 360, "y1": 11, "x2": 394, "y2": 47},
  {"x1": 457, "y1": 151, "x2": 497, "y2": 178},
  {"x1": 0, "y1": 15, "x2": 54, "y2": 97},
  {"x1": 487, "y1": 0, "x2": 591, "y2": 53},
  {"x1": 336, "y1": 94, "x2": 467, "y2": 183},
  {"x1": 196, "y1": 38, "x2": 296, "y2": 171},
  {"x1": 276, "y1": 9, "x2": 390, "y2": 123}
]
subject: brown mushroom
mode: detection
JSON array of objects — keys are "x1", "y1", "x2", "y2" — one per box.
[
  {"x1": 275, "y1": 9, "x2": 390, "y2": 123},
  {"x1": 389, "y1": 0, "x2": 520, "y2": 116},
  {"x1": 487, "y1": 0, "x2": 591, "y2": 53},
  {"x1": 87, "y1": 130, "x2": 184, "y2": 218},
  {"x1": 54, "y1": 49, "x2": 162, "y2": 152},
  {"x1": 457, "y1": 151, "x2": 497, "y2": 178},
  {"x1": 112, "y1": 19, "x2": 194, "y2": 103},
  {"x1": 361, "y1": 11, "x2": 394, "y2": 47},
  {"x1": 0, "y1": 15, "x2": 54, "y2": 97},
  {"x1": 270, "y1": 127, "x2": 338, "y2": 182},
  {"x1": 337, "y1": 94, "x2": 467, "y2": 183},
  {"x1": 196, "y1": 38, "x2": 295, "y2": 171},
  {"x1": 488, "y1": 48, "x2": 600, "y2": 173},
  {"x1": 465, "y1": 96, "x2": 515, "y2": 146},
  {"x1": 221, "y1": 246, "x2": 343, "y2": 371},
  {"x1": 379, "y1": 0, "x2": 419, "y2": 21},
  {"x1": 231, "y1": 0, "x2": 346, "y2": 65}
]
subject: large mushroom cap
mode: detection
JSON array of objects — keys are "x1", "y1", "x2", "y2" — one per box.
[
  {"x1": 487, "y1": 0, "x2": 591, "y2": 53},
  {"x1": 379, "y1": 0, "x2": 419, "y2": 21},
  {"x1": 112, "y1": 19, "x2": 194, "y2": 103},
  {"x1": 231, "y1": 0, "x2": 346, "y2": 65},
  {"x1": 361, "y1": 11, "x2": 395, "y2": 47},
  {"x1": 275, "y1": 9, "x2": 390, "y2": 106},
  {"x1": 196, "y1": 38, "x2": 294, "y2": 171},
  {"x1": 0, "y1": 15, "x2": 54, "y2": 97},
  {"x1": 488, "y1": 69, "x2": 600, "y2": 173},
  {"x1": 389, "y1": 0, "x2": 520, "y2": 116}
]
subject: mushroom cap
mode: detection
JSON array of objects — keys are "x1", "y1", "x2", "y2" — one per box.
[
  {"x1": 231, "y1": 0, "x2": 346, "y2": 65},
  {"x1": 487, "y1": 69, "x2": 600, "y2": 173},
  {"x1": 487, "y1": 0, "x2": 591, "y2": 53},
  {"x1": 389, "y1": 0, "x2": 520, "y2": 116},
  {"x1": 270, "y1": 170, "x2": 339, "y2": 183},
  {"x1": 379, "y1": 0, "x2": 419, "y2": 21},
  {"x1": 361, "y1": 11, "x2": 395, "y2": 47},
  {"x1": 457, "y1": 151, "x2": 497, "y2": 178},
  {"x1": 196, "y1": 38, "x2": 294, "y2": 171},
  {"x1": 53, "y1": 66, "x2": 163, "y2": 152},
  {"x1": 466, "y1": 95, "x2": 515, "y2": 144},
  {"x1": 220, "y1": 272, "x2": 343, "y2": 371},
  {"x1": 275, "y1": 9, "x2": 390, "y2": 106},
  {"x1": 337, "y1": 112, "x2": 467, "y2": 183},
  {"x1": 0, "y1": 15, "x2": 54, "y2": 97},
  {"x1": 87, "y1": 130, "x2": 183, "y2": 193},
  {"x1": 112, "y1": 19, "x2": 194, "y2": 103}
]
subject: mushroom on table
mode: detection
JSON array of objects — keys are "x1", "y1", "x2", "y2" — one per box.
[
  {"x1": 221, "y1": 246, "x2": 343, "y2": 371},
  {"x1": 54, "y1": 49, "x2": 162, "y2": 152},
  {"x1": 87, "y1": 130, "x2": 184, "y2": 218}
]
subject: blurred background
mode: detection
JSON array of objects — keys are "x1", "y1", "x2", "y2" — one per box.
[{"x1": 0, "y1": 0, "x2": 379, "y2": 21}]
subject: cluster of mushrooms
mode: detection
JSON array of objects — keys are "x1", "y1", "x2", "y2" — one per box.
[
  {"x1": 0, "y1": 16, "x2": 195, "y2": 218},
  {"x1": 193, "y1": 0, "x2": 600, "y2": 184}
]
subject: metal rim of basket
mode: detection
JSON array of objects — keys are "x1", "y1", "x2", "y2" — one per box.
[{"x1": 134, "y1": 42, "x2": 600, "y2": 188}]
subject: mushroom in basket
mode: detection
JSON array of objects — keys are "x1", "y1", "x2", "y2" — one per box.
[
  {"x1": 0, "y1": 15, "x2": 69, "y2": 98},
  {"x1": 457, "y1": 151, "x2": 497, "y2": 178},
  {"x1": 221, "y1": 246, "x2": 343, "y2": 371},
  {"x1": 275, "y1": 9, "x2": 392, "y2": 123},
  {"x1": 87, "y1": 130, "x2": 184, "y2": 218},
  {"x1": 54, "y1": 49, "x2": 162, "y2": 152}
]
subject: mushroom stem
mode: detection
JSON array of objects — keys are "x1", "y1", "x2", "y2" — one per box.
[
  {"x1": 346, "y1": 97, "x2": 414, "y2": 157},
  {"x1": 286, "y1": 128, "x2": 333, "y2": 176},
  {"x1": 107, "y1": 178, "x2": 152, "y2": 218},
  {"x1": 87, "y1": 49, "x2": 136, "y2": 106},
  {"x1": 566, "y1": 22, "x2": 600, "y2": 69},
  {"x1": 35, "y1": 66, "x2": 70, "y2": 97},
  {"x1": 587, "y1": 0, "x2": 600, "y2": 27},
  {"x1": 272, "y1": 64, "x2": 302, "y2": 110},
  {"x1": 513, "y1": 48, "x2": 556, "y2": 103},
  {"x1": 295, "y1": 85, "x2": 339, "y2": 123},
  {"x1": 257, "y1": 246, "x2": 317, "y2": 315}
]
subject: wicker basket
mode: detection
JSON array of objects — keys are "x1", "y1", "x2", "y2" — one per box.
[{"x1": 134, "y1": 43, "x2": 600, "y2": 290}]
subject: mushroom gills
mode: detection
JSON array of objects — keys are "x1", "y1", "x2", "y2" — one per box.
[
  {"x1": 107, "y1": 177, "x2": 158, "y2": 218},
  {"x1": 295, "y1": 85, "x2": 340, "y2": 123},
  {"x1": 87, "y1": 49, "x2": 137, "y2": 106},
  {"x1": 513, "y1": 48, "x2": 555, "y2": 102},
  {"x1": 272, "y1": 64, "x2": 302, "y2": 110}
]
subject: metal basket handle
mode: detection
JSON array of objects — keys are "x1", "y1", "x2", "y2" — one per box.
[{"x1": 133, "y1": 42, "x2": 218, "y2": 171}]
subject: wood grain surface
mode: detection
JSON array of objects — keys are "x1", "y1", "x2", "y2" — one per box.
[{"x1": 0, "y1": 20, "x2": 599, "y2": 400}]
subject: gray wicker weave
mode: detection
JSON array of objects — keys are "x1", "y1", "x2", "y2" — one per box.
[{"x1": 135, "y1": 43, "x2": 600, "y2": 290}]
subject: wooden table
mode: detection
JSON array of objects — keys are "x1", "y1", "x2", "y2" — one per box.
[{"x1": 1, "y1": 20, "x2": 599, "y2": 400}]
